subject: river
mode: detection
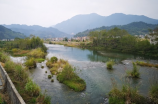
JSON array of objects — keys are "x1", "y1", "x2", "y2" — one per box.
[{"x1": 11, "y1": 44, "x2": 158, "y2": 104}]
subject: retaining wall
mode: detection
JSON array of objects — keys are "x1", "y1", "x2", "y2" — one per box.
[{"x1": 0, "y1": 64, "x2": 25, "y2": 104}]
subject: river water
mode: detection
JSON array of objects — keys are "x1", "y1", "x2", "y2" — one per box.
[{"x1": 11, "y1": 44, "x2": 158, "y2": 104}]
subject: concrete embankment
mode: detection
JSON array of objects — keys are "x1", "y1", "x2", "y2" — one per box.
[{"x1": 0, "y1": 64, "x2": 25, "y2": 104}]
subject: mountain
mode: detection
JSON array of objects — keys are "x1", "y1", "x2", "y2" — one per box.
[
  {"x1": 3, "y1": 24, "x2": 70, "y2": 38},
  {"x1": 54, "y1": 13, "x2": 158, "y2": 34},
  {"x1": 74, "y1": 22, "x2": 158, "y2": 37},
  {"x1": 0, "y1": 25, "x2": 25, "y2": 39}
]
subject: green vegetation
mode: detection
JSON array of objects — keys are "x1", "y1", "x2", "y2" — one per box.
[
  {"x1": 51, "y1": 79, "x2": 54, "y2": 82},
  {"x1": 46, "y1": 57, "x2": 86, "y2": 91},
  {"x1": 126, "y1": 63, "x2": 140, "y2": 78},
  {"x1": 0, "y1": 25, "x2": 25, "y2": 39},
  {"x1": 149, "y1": 83, "x2": 158, "y2": 103},
  {"x1": 0, "y1": 52, "x2": 51, "y2": 104},
  {"x1": 27, "y1": 48, "x2": 46, "y2": 58},
  {"x1": 48, "y1": 75, "x2": 52, "y2": 79},
  {"x1": 25, "y1": 79, "x2": 41, "y2": 97},
  {"x1": 50, "y1": 56, "x2": 58, "y2": 63},
  {"x1": 74, "y1": 22, "x2": 158, "y2": 37},
  {"x1": 106, "y1": 59, "x2": 115, "y2": 69},
  {"x1": 136, "y1": 61, "x2": 158, "y2": 69},
  {"x1": 57, "y1": 63, "x2": 86, "y2": 92},
  {"x1": 109, "y1": 80, "x2": 145, "y2": 104},
  {"x1": 24, "y1": 58, "x2": 36, "y2": 69},
  {"x1": 80, "y1": 27, "x2": 158, "y2": 58}
]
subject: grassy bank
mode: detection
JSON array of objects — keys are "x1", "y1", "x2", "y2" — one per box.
[
  {"x1": 46, "y1": 57, "x2": 86, "y2": 92},
  {"x1": 0, "y1": 52, "x2": 51, "y2": 104}
]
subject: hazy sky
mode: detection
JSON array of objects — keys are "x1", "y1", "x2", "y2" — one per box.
[{"x1": 0, "y1": 0, "x2": 158, "y2": 27}]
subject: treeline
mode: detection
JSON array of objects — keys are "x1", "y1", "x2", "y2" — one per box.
[
  {"x1": 4, "y1": 35, "x2": 47, "y2": 52},
  {"x1": 81, "y1": 27, "x2": 158, "y2": 58}
]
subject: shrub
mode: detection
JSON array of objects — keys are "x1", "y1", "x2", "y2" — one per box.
[
  {"x1": 14, "y1": 64, "x2": 28, "y2": 82},
  {"x1": 51, "y1": 79, "x2": 54, "y2": 82},
  {"x1": 46, "y1": 61, "x2": 54, "y2": 68},
  {"x1": 0, "y1": 52, "x2": 10, "y2": 63},
  {"x1": 45, "y1": 71, "x2": 47, "y2": 73},
  {"x1": 4, "y1": 60, "x2": 15, "y2": 73},
  {"x1": 36, "y1": 58, "x2": 45, "y2": 63},
  {"x1": 25, "y1": 58, "x2": 36, "y2": 69},
  {"x1": 25, "y1": 79, "x2": 41, "y2": 97},
  {"x1": 57, "y1": 63, "x2": 86, "y2": 91},
  {"x1": 27, "y1": 48, "x2": 46, "y2": 58},
  {"x1": 41, "y1": 66, "x2": 44, "y2": 68},
  {"x1": 109, "y1": 81, "x2": 145, "y2": 104},
  {"x1": 48, "y1": 75, "x2": 52, "y2": 79},
  {"x1": 149, "y1": 83, "x2": 158, "y2": 103},
  {"x1": 37, "y1": 93, "x2": 51, "y2": 104},
  {"x1": 50, "y1": 56, "x2": 58, "y2": 63},
  {"x1": 131, "y1": 63, "x2": 140, "y2": 78},
  {"x1": 106, "y1": 59, "x2": 115, "y2": 69}
]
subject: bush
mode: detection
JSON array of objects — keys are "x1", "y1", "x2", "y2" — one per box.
[
  {"x1": 51, "y1": 79, "x2": 54, "y2": 82},
  {"x1": 14, "y1": 64, "x2": 28, "y2": 82},
  {"x1": 25, "y1": 58, "x2": 36, "y2": 69},
  {"x1": 25, "y1": 79, "x2": 41, "y2": 97},
  {"x1": 27, "y1": 48, "x2": 46, "y2": 58},
  {"x1": 37, "y1": 93, "x2": 51, "y2": 104},
  {"x1": 106, "y1": 59, "x2": 115, "y2": 69},
  {"x1": 4, "y1": 60, "x2": 15, "y2": 73},
  {"x1": 50, "y1": 56, "x2": 58, "y2": 63},
  {"x1": 57, "y1": 63, "x2": 86, "y2": 91},
  {"x1": 131, "y1": 63, "x2": 140, "y2": 78},
  {"x1": 48, "y1": 75, "x2": 52, "y2": 79},
  {"x1": 109, "y1": 82, "x2": 145, "y2": 104},
  {"x1": 0, "y1": 52, "x2": 10, "y2": 63},
  {"x1": 149, "y1": 83, "x2": 158, "y2": 103}
]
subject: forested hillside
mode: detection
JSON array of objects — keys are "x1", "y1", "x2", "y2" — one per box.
[
  {"x1": 74, "y1": 22, "x2": 158, "y2": 37},
  {"x1": 0, "y1": 25, "x2": 25, "y2": 39}
]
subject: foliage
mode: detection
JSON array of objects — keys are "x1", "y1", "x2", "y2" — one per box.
[
  {"x1": 109, "y1": 79, "x2": 145, "y2": 104},
  {"x1": 50, "y1": 56, "x2": 58, "y2": 63},
  {"x1": 126, "y1": 63, "x2": 140, "y2": 78},
  {"x1": 25, "y1": 79, "x2": 41, "y2": 97},
  {"x1": 74, "y1": 22, "x2": 158, "y2": 37},
  {"x1": 51, "y1": 79, "x2": 54, "y2": 82},
  {"x1": 57, "y1": 63, "x2": 86, "y2": 91},
  {"x1": 48, "y1": 75, "x2": 52, "y2": 79},
  {"x1": 81, "y1": 27, "x2": 158, "y2": 58},
  {"x1": 4, "y1": 60, "x2": 15, "y2": 73},
  {"x1": 5, "y1": 36, "x2": 47, "y2": 52},
  {"x1": 0, "y1": 25, "x2": 25, "y2": 39},
  {"x1": 24, "y1": 58, "x2": 36, "y2": 69},
  {"x1": 37, "y1": 93, "x2": 51, "y2": 104},
  {"x1": 149, "y1": 83, "x2": 158, "y2": 103},
  {"x1": 106, "y1": 59, "x2": 115, "y2": 69},
  {"x1": 0, "y1": 52, "x2": 10, "y2": 63},
  {"x1": 27, "y1": 48, "x2": 46, "y2": 58}
]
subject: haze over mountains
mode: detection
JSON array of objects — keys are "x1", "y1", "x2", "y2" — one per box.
[
  {"x1": 0, "y1": 25, "x2": 25, "y2": 39},
  {"x1": 3, "y1": 24, "x2": 70, "y2": 38},
  {"x1": 54, "y1": 13, "x2": 158, "y2": 34}
]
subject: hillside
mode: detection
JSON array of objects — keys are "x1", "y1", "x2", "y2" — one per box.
[
  {"x1": 0, "y1": 25, "x2": 25, "y2": 39},
  {"x1": 74, "y1": 22, "x2": 158, "y2": 37},
  {"x1": 3, "y1": 24, "x2": 70, "y2": 38},
  {"x1": 54, "y1": 13, "x2": 158, "y2": 34}
]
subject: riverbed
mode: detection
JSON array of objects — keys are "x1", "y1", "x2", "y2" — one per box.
[{"x1": 11, "y1": 44, "x2": 158, "y2": 104}]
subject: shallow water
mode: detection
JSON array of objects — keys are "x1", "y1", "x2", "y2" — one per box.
[{"x1": 11, "y1": 44, "x2": 158, "y2": 104}]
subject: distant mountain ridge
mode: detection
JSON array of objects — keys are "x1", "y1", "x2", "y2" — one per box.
[
  {"x1": 0, "y1": 25, "x2": 25, "y2": 39},
  {"x1": 74, "y1": 22, "x2": 158, "y2": 37},
  {"x1": 3, "y1": 24, "x2": 70, "y2": 38},
  {"x1": 54, "y1": 13, "x2": 158, "y2": 34}
]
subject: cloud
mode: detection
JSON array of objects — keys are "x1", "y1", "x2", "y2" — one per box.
[{"x1": 0, "y1": 0, "x2": 158, "y2": 27}]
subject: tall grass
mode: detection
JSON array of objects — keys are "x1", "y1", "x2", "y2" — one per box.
[
  {"x1": 24, "y1": 57, "x2": 36, "y2": 69},
  {"x1": 126, "y1": 62, "x2": 140, "y2": 78},
  {"x1": 149, "y1": 83, "x2": 158, "y2": 103},
  {"x1": 0, "y1": 52, "x2": 10, "y2": 63},
  {"x1": 25, "y1": 79, "x2": 41, "y2": 97},
  {"x1": 106, "y1": 59, "x2": 115, "y2": 69},
  {"x1": 109, "y1": 79, "x2": 145, "y2": 104},
  {"x1": 57, "y1": 63, "x2": 86, "y2": 92},
  {"x1": 27, "y1": 48, "x2": 46, "y2": 58}
]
